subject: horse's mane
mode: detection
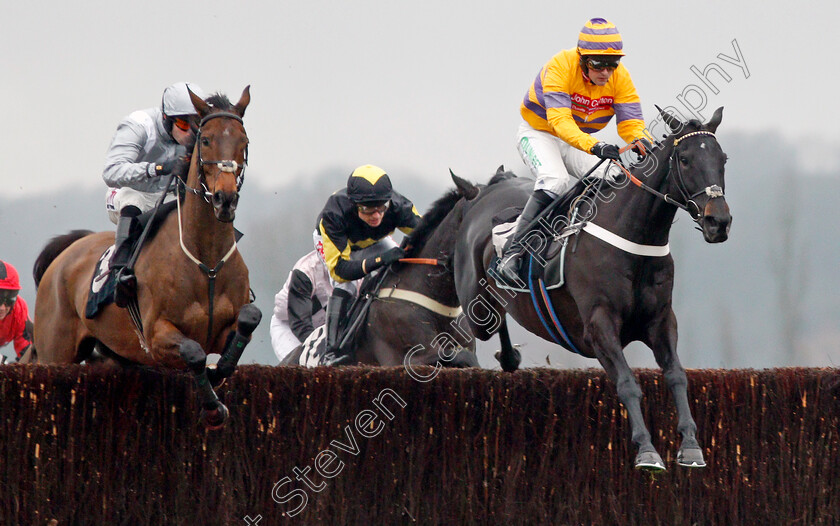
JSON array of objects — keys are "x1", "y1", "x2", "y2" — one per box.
[
  {"x1": 405, "y1": 188, "x2": 462, "y2": 257},
  {"x1": 205, "y1": 93, "x2": 234, "y2": 112},
  {"x1": 488, "y1": 167, "x2": 517, "y2": 186}
]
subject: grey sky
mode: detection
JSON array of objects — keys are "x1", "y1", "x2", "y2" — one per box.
[{"x1": 2, "y1": 1, "x2": 839, "y2": 199}]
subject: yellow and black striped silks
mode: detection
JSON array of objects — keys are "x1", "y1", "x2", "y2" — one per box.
[{"x1": 317, "y1": 188, "x2": 421, "y2": 282}]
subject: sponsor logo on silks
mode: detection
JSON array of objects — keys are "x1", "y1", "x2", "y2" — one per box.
[
  {"x1": 91, "y1": 245, "x2": 116, "y2": 294},
  {"x1": 570, "y1": 94, "x2": 614, "y2": 115},
  {"x1": 519, "y1": 137, "x2": 542, "y2": 169}
]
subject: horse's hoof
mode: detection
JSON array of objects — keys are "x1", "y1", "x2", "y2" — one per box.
[
  {"x1": 495, "y1": 348, "x2": 521, "y2": 372},
  {"x1": 677, "y1": 447, "x2": 707, "y2": 468},
  {"x1": 634, "y1": 450, "x2": 666, "y2": 472},
  {"x1": 201, "y1": 403, "x2": 230, "y2": 430}
]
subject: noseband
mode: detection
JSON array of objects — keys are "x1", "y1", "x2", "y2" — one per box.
[{"x1": 179, "y1": 111, "x2": 249, "y2": 203}]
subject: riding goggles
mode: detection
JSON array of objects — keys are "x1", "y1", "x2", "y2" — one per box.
[
  {"x1": 357, "y1": 201, "x2": 390, "y2": 215},
  {"x1": 0, "y1": 289, "x2": 18, "y2": 307},
  {"x1": 586, "y1": 57, "x2": 620, "y2": 71},
  {"x1": 173, "y1": 117, "x2": 196, "y2": 132}
]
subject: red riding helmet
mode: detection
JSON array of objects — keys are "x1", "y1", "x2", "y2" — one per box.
[{"x1": 0, "y1": 260, "x2": 21, "y2": 290}]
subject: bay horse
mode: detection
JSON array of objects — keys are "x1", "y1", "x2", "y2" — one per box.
[
  {"x1": 452, "y1": 107, "x2": 732, "y2": 470},
  {"x1": 27, "y1": 87, "x2": 260, "y2": 429},
  {"x1": 280, "y1": 177, "x2": 480, "y2": 370}
]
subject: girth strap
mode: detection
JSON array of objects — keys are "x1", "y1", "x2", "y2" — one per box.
[{"x1": 377, "y1": 287, "x2": 463, "y2": 318}]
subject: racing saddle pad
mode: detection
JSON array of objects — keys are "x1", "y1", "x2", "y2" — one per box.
[
  {"x1": 85, "y1": 246, "x2": 118, "y2": 319},
  {"x1": 297, "y1": 326, "x2": 327, "y2": 367}
]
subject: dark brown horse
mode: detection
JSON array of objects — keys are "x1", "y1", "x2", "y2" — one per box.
[
  {"x1": 27, "y1": 87, "x2": 260, "y2": 428},
  {"x1": 452, "y1": 108, "x2": 731, "y2": 470},
  {"x1": 281, "y1": 177, "x2": 480, "y2": 370}
]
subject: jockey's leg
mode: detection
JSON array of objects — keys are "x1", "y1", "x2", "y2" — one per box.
[
  {"x1": 498, "y1": 121, "x2": 578, "y2": 283},
  {"x1": 322, "y1": 286, "x2": 355, "y2": 366},
  {"x1": 497, "y1": 189, "x2": 554, "y2": 283},
  {"x1": 112, "y1": 205, "x2": 141, "y2": 307}
]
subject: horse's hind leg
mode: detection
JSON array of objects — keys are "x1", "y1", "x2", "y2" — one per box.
[
  {"x1": 494, "y1": 318, "x2": 521, "y2": 372},
  {"x1": 586, "y1": 307, "x2": 664, "y2": 471},
  {"x1": 209, "y1": 304, "x2": 262, "y2": 386},
  {"x1": 647, "y1": 309, "x2": 706, "y2": 468}
]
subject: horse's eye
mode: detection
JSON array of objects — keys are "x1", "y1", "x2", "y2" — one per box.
[
  {"x1": 201, "y1": 137, "x2": 211, "y2": 147},
  {"x1": 679, "y1": 156, "x2": 689, "y2": 164}
]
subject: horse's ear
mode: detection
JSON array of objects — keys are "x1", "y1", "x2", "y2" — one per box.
[
  {"x1": 706, "y1": 107, "x2": 724, "y2": 133},
  {"x1": 188, "y1": 87, "x2": 210, "y2": 118},
  {"x1": 496, "y1": 165, "x2": 505, "y2": 174},
  {"x1": 450, "y1": 169, "x2": 480, "y2": 200},
  {"x1": 656, "y1": 104, "x2": 684, "y2": 133},
  {"x1": 234, "y1": 85, "x2": 251, "y2": 118}
]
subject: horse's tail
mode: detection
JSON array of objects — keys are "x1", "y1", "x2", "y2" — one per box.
[{"x1": 33, "y1": 229, "x2": 94, "y2": 288}]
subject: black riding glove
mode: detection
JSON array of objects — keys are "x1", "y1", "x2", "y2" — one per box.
[
  {"x1": 590, "y1": 142, "x2": 621, "y2": 161},
  {"x1": 149, "y1": 159, "x2": 177, "y2": 177},
  {"x1": 631, "y1": 138, "x2": 654, "y2": 158},
  {"x1": 363, "y1": 247, "x2": 405, "y2": 273}
]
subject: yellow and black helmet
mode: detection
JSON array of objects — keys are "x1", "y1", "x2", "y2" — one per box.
[{"x1": 346, "y1": 164, "x2": 393, "y2": 204}]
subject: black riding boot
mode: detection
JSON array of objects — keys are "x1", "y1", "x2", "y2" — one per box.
[
  {"x1": 111, "y1": 207, "x2": 141, "y2": 308},
  {"x1": 322, "y1": 288, "x2": 355, "y2": 366},
  {"x1": 496, "y1": 189, "x2": 555, "y2": 283}
]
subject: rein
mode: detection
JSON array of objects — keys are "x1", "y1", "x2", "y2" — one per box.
[
  {"x1": 611, "y1": 130, "x2": 725, "y2": 222},
  {"x1": 398, "y1": 257, "x2": 444, "y2": 266}
]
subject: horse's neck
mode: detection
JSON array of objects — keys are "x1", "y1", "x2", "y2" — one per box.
[
  {"x1": 590, "y1": 155, "x2": 678, "y2": 246},
  {"x1": 391, "y1": 234, "x2": 459, "y2": 306},
  {"x1": 180, "y1": 192, "x2": 235, "y2": 262}
]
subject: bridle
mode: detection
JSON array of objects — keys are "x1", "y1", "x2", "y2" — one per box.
[
  {"x1": 613, "y1": 130, "x2": 725, "y2": 223},
  {"x1": 178, "y1": 111, "x2": 249, "y2": 204},
  {"x1": 667, "y1": 131, "x2": 725, "y2": 221},
  {"x1": 176, "y1": 110, "x2": 248, "y2": 346}
]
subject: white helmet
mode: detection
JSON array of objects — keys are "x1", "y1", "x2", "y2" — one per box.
[{"x1": 161, "y1": 82, "x2": 205, "y2": 117}]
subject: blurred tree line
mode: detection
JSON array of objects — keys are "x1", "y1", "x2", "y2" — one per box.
[{"x1": 2, "y1": 131, "x2": 838, "y2": 368}]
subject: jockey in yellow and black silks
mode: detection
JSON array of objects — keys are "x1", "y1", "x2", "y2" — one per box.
[
  {"x1": 315, "y1": 164, "x2": 421, "y2": 366},
  {"x1": 498, "y1": 18, "x2": 654, "y2": 283}
]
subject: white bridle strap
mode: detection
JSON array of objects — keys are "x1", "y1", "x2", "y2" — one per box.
[
  {"x1": 582, "y1": 222, "x2": 670, "y2": 257},
  {"x1": 377, "y1": 287, "x2": 463, "y2": 318}
]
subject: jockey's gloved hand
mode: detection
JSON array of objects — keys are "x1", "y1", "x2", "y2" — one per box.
[
  {"x1": 591, "y1": 142, "x2": 621, "y2": 161},
  {"x1": 364, "y1": 247, "x2": 405, "y2": 273},
  {"x1": 171, "y1": 155, "x2": 192, "y2": 179},
  {"x1": 149, "y1": 159, "x2": 177, "y2": 177},
  {"x1": 631, "y1": 137, "x2": 654, "y2": 158}
]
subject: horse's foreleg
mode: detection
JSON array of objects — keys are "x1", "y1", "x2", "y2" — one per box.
[
  {"x1": 179, "y1": 339, "x2": 229, "y2": 430},
  {"x1": 648, "y1": 309, "x2": 706, "y2": 468},
  {"x1": 586, "y1": 307, "x2": 664, "y2": 471},
  {"x1": 494, "y1": 318, "x2": 521, "y2": 372},
  {"x1": 209, "y1": 304, "x2": 262, "y2": 386}
]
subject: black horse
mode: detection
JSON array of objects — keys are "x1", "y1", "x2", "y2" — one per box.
[
  {"x1": 452, "y1": 107, "x2": 731, "y2": 470},
  {"x1": 281, "y1": 177, "x2": 480, "y2": 369}
]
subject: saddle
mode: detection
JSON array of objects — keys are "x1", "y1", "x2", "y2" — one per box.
[
  {"x1": 489, "y1": 179, "x2": 594, "y2": 292},
  {"x1": 84, "y1": 201, "x2": 178, "y2": 319}
]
